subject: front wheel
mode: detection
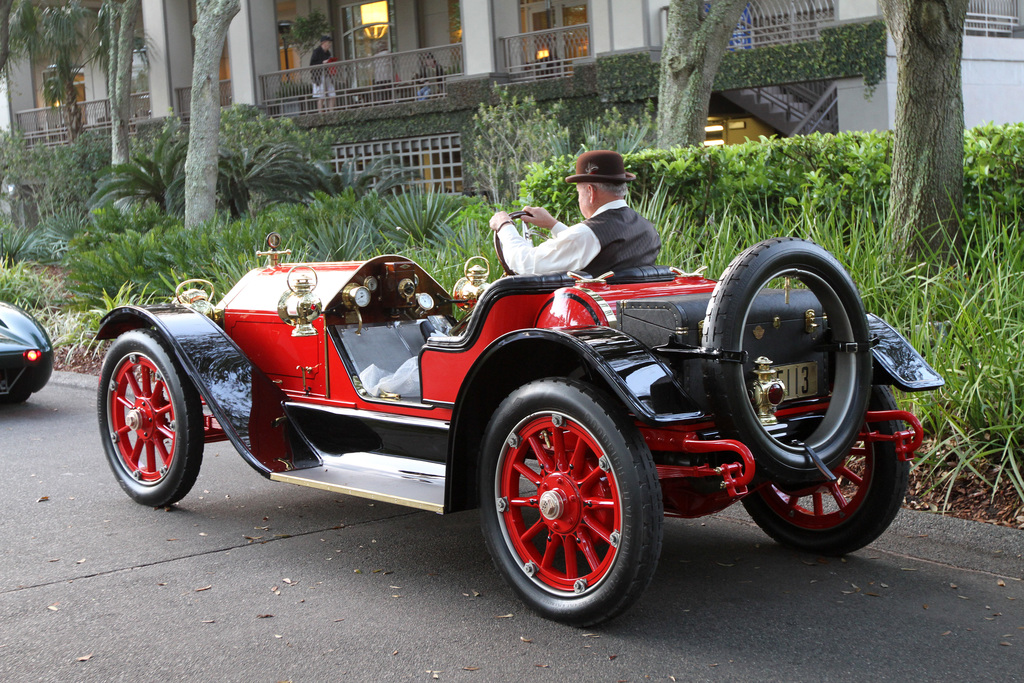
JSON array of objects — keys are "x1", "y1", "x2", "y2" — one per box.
[
  {"x1": 97, "y1": 329, "x2": 204, "y2": 507},
  {"x1": 479, "y1": 378, "x2": 662, "y2": 626},
  {"x1": 742, "y1": 386, "x2": 909, "y2": 556}
]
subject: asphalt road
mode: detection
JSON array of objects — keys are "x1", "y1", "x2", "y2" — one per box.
[{"x1": 1, "y1": 373, "x2": 1022, "y2": 682}]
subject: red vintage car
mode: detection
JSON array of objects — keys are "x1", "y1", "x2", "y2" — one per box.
[{"x1": 95, "y1": 233, "x2": 942, "y2": 625}]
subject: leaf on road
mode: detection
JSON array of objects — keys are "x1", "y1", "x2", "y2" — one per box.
[
  {"x1": 998, "y1": 579, "x2": 1006, "y2": 587},
  {"x1": 282, "y1": 578, "x2": 297, "y2": 585},
  {"x1": 535, "y1": 664, "x2": 549, "y2": 668},
  {"x1": 257, "y1": 614, "x2": 273, "y2": 619},
  {"x1": 520, "y1": 637, "x2": 532, "y2": 643},
  {"x1": 202, "y1": 620, "x2": 215, "y2": 624},
  {"x1": 463, "y1": 666, "x2": 480, "y2": 671},
  {"x1": 195, "y1": 585, "x2": 212, "y2": 592},
  {"x1": 76, "y1": 654, "x2": 93, "y2": 662},
  {"x1": 47, "y1": 603, "x2": 59, "y2": 611},
  {"x1": 1000, "y1": 642, "x2": 1011, "y2": 647},
  {"x1": 582, "y1": 633, "x2": 601, "y2": 638},
  {"x1": 75, "y1": 559, "x2": 86, "y2": 564},
  {"x1": 36, "y1": 496, "x2": 49, "y2": 502},
  {"x1": 941, "y1": 631, "x2": 951, "y2": 636},
  {"x1": 495, "y1": 614, "x2": 513, "y2": 619}
]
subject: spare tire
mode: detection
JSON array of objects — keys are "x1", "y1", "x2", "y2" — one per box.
[{"x1": 701, "y1": 237, "x2": 872, "y2": 484}]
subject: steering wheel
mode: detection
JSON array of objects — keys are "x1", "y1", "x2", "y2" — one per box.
[{"x1": 493, "y1": 210, "x2": 533, "y2": 276}]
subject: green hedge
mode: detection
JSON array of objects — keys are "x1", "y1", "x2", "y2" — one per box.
[{"x1": 520, "y1": 123, "x2": 1024, "y2": 227}]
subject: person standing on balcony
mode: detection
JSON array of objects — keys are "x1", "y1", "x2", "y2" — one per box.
[
  {"x1": 372, "y1": 41, "x2": 392, "y2": 102},
  {"x1": 310, "y1": 35, "x2": 336, "y2": 112},
  {"x1": 488, "y1": 150, "x2": 661, "y2": 276}
]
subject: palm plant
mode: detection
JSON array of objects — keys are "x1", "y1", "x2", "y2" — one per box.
[
  {"x1": 315, "y1": 156, "x2": 416, "y2": 197},
  {"x1": 216, "y1": 141, "x2": 323, "y2": 217},
  {"x1": 13, "y1": 1, "x2": 98, "y2": 143},
  {"x1": 89, "y1": 124, "x2": 188, "y2": 214}
]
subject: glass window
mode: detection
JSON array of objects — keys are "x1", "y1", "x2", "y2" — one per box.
[
  {"x1": 341, "y1": 0, "x2": 394, "y2": 60},
  {"x1": 519, "y1": 1, "x2": 588, "y2": 33}
]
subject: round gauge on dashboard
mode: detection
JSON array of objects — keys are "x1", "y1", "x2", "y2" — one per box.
[
  {"x1": 416, "y1": 292, "x2": 434, "y2": 311},
  {"x1": 363, "y1": 276, "x2": 378, "y2": 292},
  {"x1": 343, "y1": 283, "x2": 372, "y2": 308}
]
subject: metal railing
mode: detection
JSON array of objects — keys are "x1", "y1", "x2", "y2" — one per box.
[
  {"x1": 728, "y1": 0, "x2": 835, "y2": 50},
  {"x1": 175, "y1": 80, "x2": 233, "y2": 120},
  {"x1": 260, "y1": 44, "x2": 463, "y2": 118},
  {"x1": 965, "y1": 0, "x2": 1019, "y2": 35},
  {"x1": 502, "y1": 24, "x2": 590, "y2": 82},
  {"x1": 14, "y1": 93, "x2": 151, "y2": 147}
]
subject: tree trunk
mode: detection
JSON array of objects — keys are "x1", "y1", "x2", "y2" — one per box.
[
  {"x1": 184, "y1": 0, "x2": 239, "y2": 229},
  {"x1": 657, "y1": 0, "x2": 748, "y2": 148},
  {"x1": 106, "y1": 0, "x2": 141, "y2": 165},
  {"x1": 0, "y1": 0, "x2": 16, "y2": 74},
  {"x1": 64, "y1": 78, "x2": 84, "y2": 142},
  {"x1": 879, "y1": 0, "x2": 968, "y2": 259}
]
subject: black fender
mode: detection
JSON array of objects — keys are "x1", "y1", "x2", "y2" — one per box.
[
  {"x1": 868, "y1": 314, "x2": 945, "y2": 392},
  {"x1": 445, "y1": 326, "x2": 699, "y2": 512},
  {"x1": 97, "y1": 305, "x2": 314, "y2": 476},
  {"x1": 0, "y1": 302, "x2": 54, "y2": 394}
]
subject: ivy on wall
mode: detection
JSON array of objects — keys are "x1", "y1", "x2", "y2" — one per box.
[{"x1": 715, "y1": 20, "x2": 887, "y2": 91}]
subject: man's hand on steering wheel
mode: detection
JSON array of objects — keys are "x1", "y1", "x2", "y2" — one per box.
[
  {"x1": 488, "y1": 211, "x2": 514, "y2": 233},
  {"x1": 516, "y1": 206, "x2": 557, "y2": 230}
]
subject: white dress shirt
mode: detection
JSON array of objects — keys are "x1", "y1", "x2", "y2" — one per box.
[{"x1": 496, "y1": 200, "x2": 628, "y2": 275}]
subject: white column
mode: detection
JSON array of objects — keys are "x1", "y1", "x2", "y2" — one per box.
[
  {"x1": 837, "y1": 0, "x2": 882, "y2": 22},
  {"x1": 142, "y1": 0, "x2": 194, "y2": 118},
  {"x1": 460, "y1": 0, "x2": 494, "y2": 75},
  {"x1": 4, "y1": 59, "x2": 37, "y2": 131},
  {"x1": 227, "y1": 0, "x2": 280, "y2": 105}
]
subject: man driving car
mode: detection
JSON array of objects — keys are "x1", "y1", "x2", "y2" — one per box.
[{"x1": 488, "y1": 150, "x2": 661, "y2": 276}]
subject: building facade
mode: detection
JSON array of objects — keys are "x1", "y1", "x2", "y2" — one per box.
[{"x1": 3, "y1": 0, "x2": 1023, "y2": 191}]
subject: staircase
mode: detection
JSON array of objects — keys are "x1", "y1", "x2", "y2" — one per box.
[{"x1": 722, "y1": 81, "x2": 838, "y2": 136}]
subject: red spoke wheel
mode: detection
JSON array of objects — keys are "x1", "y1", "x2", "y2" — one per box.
[
  {"x1": 98, "y1": 329, "x2": 203, "y2": 507},
  {"x1": 742, "y1": 386, "x2": 909, "y2": 556},
  {"x1": 480, "y1": 378, "x2": 662, "y2": 626}
]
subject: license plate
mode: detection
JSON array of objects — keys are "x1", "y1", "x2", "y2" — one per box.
[{"x1": 774, "y1": 362, "x2": 818, "y2": 399}]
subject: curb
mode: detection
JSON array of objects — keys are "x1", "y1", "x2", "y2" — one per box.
[{"x1": 51, "y1": 370, "x2": 99, "y2": 391}]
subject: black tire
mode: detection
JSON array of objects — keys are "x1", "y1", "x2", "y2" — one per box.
[
  {"x1": 97, "y1": 329, "x2": 204, "y2": 507},
  {"x1": 742, "y1": 386, "x2": 909, "y2": 555},
  {"x1": 479, "y1": 378, "x2": 663, "y2": 626},
  {"x1": 0, "y1": 376, "x2": 33, "y2": 404},
  {"x1": 702, "y1": 237, "x2": 873, "y2": 484}
]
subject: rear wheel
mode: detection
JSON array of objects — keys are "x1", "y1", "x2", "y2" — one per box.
[
  {"x1": 742, "y1": 386, "x2": 909, "y2": 555},
  {"x1": 98, "y1": 329, "x2": 204, "y2": 507},
  {"x1": 479, "y1": 378, "x2": 662, "y2": 626}
]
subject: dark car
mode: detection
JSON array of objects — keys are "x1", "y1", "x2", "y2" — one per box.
[
  {"x1": 0, "y1": 302, "x2": 53, "y2": 404},
  {"x1": 95, "y1": 234, "x2": 942, "y2": 625}
]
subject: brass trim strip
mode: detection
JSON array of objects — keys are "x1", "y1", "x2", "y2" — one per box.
[{"x1": 270, "y1": 471, "x2": 444, "y2": 514}]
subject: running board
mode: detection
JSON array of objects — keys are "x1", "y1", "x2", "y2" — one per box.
[{"x1": 271, "y1": 453, "x2": 446, "y2": 513}]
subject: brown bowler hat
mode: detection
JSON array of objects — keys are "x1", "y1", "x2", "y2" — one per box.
[{"x1": 565, "y1": 150, "x2": 636, "y2": 184}]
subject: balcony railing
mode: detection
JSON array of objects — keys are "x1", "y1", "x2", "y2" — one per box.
[
  {"x1": 175, "y1": 79, "x2": 233, "y2": 120},
  {"x1": 260, "y1": 44, "x2": 463, "y2": 118},
  {"x1": 965, "y1": 0, "x2": 1019, "y2": 35},
  {"x1": 502, "y1": 24, "x2": 591, "y2": 83},
  {"x1": 14, "y1": 93, "x2": 151, "y2": 147},
  {"x1": 728, "y1": 0, "x2": 835, "y2": 50}
]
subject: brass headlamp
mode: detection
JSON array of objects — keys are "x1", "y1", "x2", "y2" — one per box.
[{"x1": 452, "y1": 256, "x2": 491, "y2": 311}]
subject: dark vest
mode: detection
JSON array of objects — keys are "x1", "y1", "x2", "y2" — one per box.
[{"x1": 583, "y1": 207, "x2": 661, "y2": 275}]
